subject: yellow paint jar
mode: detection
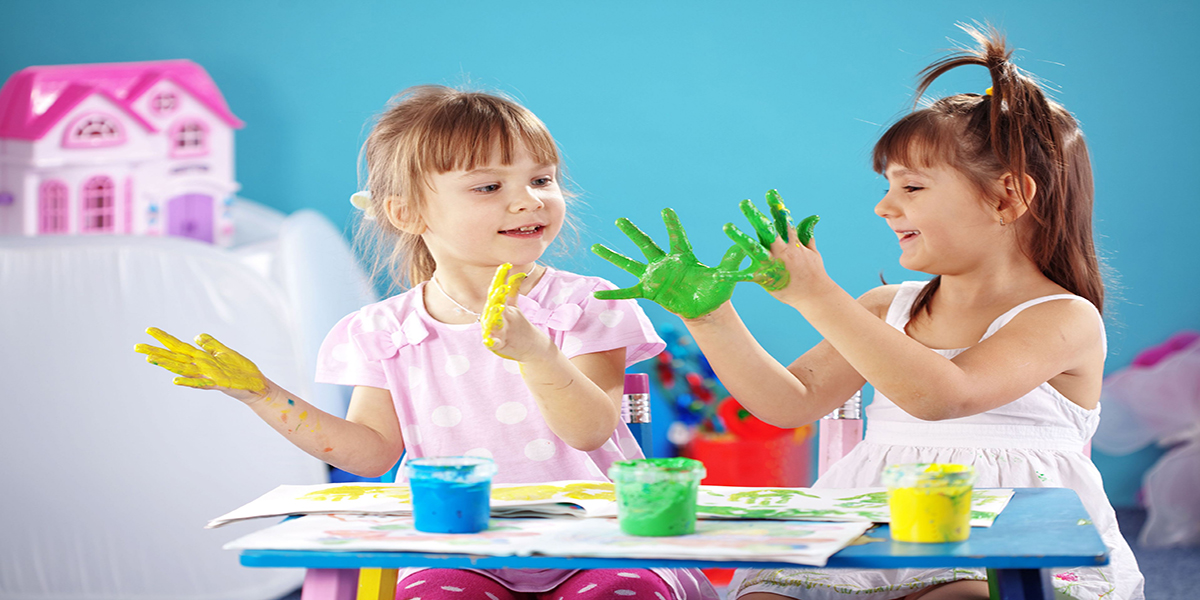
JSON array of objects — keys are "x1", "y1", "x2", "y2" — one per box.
[{"x1": 882, "y1": 463, "x2": 977, "y2": 543}]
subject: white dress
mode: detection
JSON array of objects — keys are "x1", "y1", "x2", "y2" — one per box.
[{"x1": 729, "y1": 281, "x2": 1145, "y2": 600}]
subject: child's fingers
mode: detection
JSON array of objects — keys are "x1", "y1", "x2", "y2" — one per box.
[
  {"x1": 723, "y1": 223, "x2": 774, "y2": 265},
  {"x1": 796, "y1": 215, "x2": 820, "y2": 248},
  {"x1": 489, "y1": 263, "x2": 512, "y2": 294},
  {"x1": 716, "y1": 244, "x2": 748, "y2": 271},
  {"x1": 614, "y1": 218, "x2": 666, "y2": 261},
  {"x1": 739, "y1": 199, "x2": 780, "y2": 248},
  {"x1": 661, "y1": 208, "x2": 695, "y2": 257},
  {"x1": 593, "y1": 285, "x2": 643, "y2": 301},
  {"x1": 197, "y1": 334, "x2": 264, "y2": 376},
  {"x1": 504, "y1": 271, "x2": 527, "y2": 305},
  {"x1": 134, "y1": 343, "x2": 185, "y2": 363},
  {"x1": 173, "y1": 376, "x2": 216, "y2": 389},
  {"x1": 591, "y1": 244, "x2": 647, "y2": 277},
  {"x1": 145, "y1": 355, "x2": 203, "y2": 377},
  {"x1": 145, "y1": 327, "x2": 202, "y2": 357},
  {"x1": 765, "y1": 189, "x2": 794, "y2": 244}
]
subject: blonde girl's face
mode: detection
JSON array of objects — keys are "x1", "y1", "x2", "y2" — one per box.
[
  {"x1": 874, "y1": 162, "x2": 1002, "y2": 275},
  {"x1": 417, "y1": 144, "x2": 566, "y2": 274}
]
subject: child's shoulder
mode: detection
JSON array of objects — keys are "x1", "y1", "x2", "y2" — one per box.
[
  {"x1": 341, "y1": 286, "x2": 423, "y2": 330},
  {"x1": 856, "y1": 283, "x2": 909, "y2": 319}
]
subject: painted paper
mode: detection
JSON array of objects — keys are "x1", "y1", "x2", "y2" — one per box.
[
  {"x1": 207, "y1": 480, "x2": 1013, "y2": 529},
  {"x1": 225, "y1": 513, "x2": 877, "y2": 567}
]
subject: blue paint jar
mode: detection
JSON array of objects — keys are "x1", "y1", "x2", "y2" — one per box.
[{"x1": 404, "y1": 456, "x2": 497, "y2": 534}]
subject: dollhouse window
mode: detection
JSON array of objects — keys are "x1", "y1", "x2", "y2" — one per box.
[
  {"x1": 169, "y1": 119, "x2": 208, "y2": 157},
  {"x1": 38, "y1": 180, "x2": 69, "y2": 234},
  {"x1": 151, "y1": 92, "x2": 178, "y2": 115},
  {"x1": 81, "y1": 176, "x2": 115, "y2": 233},
  {"x1": 63, "y1": 114, "x2": 125, "y2": 148}
]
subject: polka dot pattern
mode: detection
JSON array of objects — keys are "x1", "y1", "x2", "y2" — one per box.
[
  {"x1": 431, "y1": 406, "x2": 462, "y2": 427},
  {"x1": 562, "y1": 334, "x2": 582, "y2": 356},
  {"x1": 599, "y1": 309, "x2": 625, "y2": 328},
  {"x1": 619, "y1": 435, "x2": 641, "y2": 458},
  {"x1": 445, "y1": 354, "x2": 470, "y2": 377},
  {"x1": 495, "y1": 402, "x2": 528, "y2": 424},
  {"x1": 524, "y1": 438, "x2": 556, "y2": 461}
]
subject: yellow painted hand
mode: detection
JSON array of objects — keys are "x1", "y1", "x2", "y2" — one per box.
[
  {"x1": 134, "y1": 327, "x2": 268, "y2": 396},
  {"x1": 481, "y1": 263, "x2": 527, "y2": 357}
]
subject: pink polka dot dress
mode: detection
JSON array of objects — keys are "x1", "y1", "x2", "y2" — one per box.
[
  {"x1": 316, "y1": 267, "x2": 663, "y2": 484},
  {"x1": 315, "y1": 268, "x2": 721, "y2": 599}
]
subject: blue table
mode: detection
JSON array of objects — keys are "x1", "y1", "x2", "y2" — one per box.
[{"x1": 240, "y1": 487, "x2": 1108, "y2": 600}]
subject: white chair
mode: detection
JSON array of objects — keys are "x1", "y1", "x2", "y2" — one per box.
[{"x1": 0, "y1": 200, "x2": 375, "y2": 600}]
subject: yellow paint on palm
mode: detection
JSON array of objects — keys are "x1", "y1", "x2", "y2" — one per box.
[
  {"x1": 134, "y1": 327, "x2": 267, "y2": 393},
  {"x1": 481, "y1": 263, "x2": 527, "y2": 350}
]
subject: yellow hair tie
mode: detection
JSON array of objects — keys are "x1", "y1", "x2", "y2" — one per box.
[{"x1": 984, "y1": 87, "x2": 994, "y2": 96}]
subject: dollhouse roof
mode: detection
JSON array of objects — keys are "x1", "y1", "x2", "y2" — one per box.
[{"x1": 0, "y1": 59, "x2": 244, "y2": 140}]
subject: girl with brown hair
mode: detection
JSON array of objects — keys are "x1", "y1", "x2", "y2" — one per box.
[{"x1": 597, "y1": 24, "x2": 1144, "y2": 600}]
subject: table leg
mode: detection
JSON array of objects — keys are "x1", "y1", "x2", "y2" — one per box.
[
  {"x1": 358, "y1": 568, "x2": 399, "y2": 600},
  {"x1": 301, "y1": 569, "x2": 358, "y2": 600},
  {"x1": 987, "y1": 568, "x2": 1054, "y2": 600}
]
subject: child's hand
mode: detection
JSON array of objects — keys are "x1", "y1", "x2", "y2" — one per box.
[
  {"x1": 134, "y1": 327, "x2": 270, "y2": 403},
  {"x1": 721, "y1": 189, "x2": 820, "y2": 292},
  {"x1": 591, "y1": 208, "x2": 758, "y2": 319},
  {"x1": 481, "y1": 263, "x2": 552, "y2": 362},
  {"x1": 723, "y1": 190, "x2": 829, "y2": 304}
]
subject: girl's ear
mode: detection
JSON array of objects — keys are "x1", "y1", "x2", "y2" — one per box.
[
  {"x1": 996, "y1": 172, "x2": 1037, "y2": 226},
  {"x1": 384, "y1": 195, "x2": 426, "y2": 234}
]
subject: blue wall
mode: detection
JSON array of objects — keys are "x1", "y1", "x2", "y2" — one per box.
[{"x1": 4, "y1": 1, "x2": 1196, "y2": 505}]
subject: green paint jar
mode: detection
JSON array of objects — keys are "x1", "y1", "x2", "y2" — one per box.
[{"x1": 608, "y1": 457, "x2": 706, "y2": 536}]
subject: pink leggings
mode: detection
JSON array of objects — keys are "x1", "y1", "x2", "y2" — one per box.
[{"x1": 395, "y1": 568, "x2": 674, "y2": 600}]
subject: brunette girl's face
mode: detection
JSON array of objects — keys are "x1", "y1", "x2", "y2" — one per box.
[
  {"x1": 875, "y1": 161, "x2": 1003, "y2": 275},
  {"x1": 417, "y1": 143, "x2": 565, "y2": 274}
]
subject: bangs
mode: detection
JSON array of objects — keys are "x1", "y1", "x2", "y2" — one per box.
[
  {"x1": 872, "y1": 111, "x2": 963, "y2": 175},
  {"x1": 416, "y1": 95, "x2": 560, "y2": 176}
]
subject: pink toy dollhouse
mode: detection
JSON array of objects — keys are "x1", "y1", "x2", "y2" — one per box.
[{"x1": 0, "y1": 60, "x2": 243, "y2": 245}]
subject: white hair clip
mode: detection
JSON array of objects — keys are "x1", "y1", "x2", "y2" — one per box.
[{"x1": 350, "y1": 190, "x2": 375, "y2": 220}]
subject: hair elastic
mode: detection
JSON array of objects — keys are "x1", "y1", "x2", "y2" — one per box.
[
  {"x1": 350, "y1": 190, "x2": 375, "y2": 220},
  {"x1": 984, "y1": 87, "x2": 994, "y2": 96}
]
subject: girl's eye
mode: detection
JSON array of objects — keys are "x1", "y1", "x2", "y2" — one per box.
[
  {"x1": 903, "y1": 186, "x2": 923, "y2": 193},
  {"x1": 531, "y1": 176, "x2": 554, "y2": 187},
  {"x1": 473, "y1": 184, "x2": 500, "y2": 193}
]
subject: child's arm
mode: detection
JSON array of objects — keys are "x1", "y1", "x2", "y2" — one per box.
[
  {"x1": 481, "y1": 265, "x2": 625, "y2": 451},
  {"x1": 732, "y1": 203, "x2": 1105, "y2": 419},
  {"x1": 135, "y1": 328, "x2": 405, "y2": 477},
  {"x1": 680, "y1": 296, "x2": 878, "y2": 427}
]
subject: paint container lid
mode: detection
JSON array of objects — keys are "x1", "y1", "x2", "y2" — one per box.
[
  {"x1": 404, "y1": 456, "x2": 497, "y2": 484},
  {"x1": 609, "y1": 457, "x2": 706, "y2": 484},
  {"x1": 624, "y1": 373, "x2": 650, "y2": 395},
  {"x1": 881, "y1": 463, "x2": 976, "y2": 489}
]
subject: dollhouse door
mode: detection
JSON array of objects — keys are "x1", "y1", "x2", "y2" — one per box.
[{"x1": 166, "y1": 193, "x2": 213, "y2": 243}]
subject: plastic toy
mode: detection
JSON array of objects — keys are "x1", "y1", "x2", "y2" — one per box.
[{"x1": 0, "y1": 60, "x2": 243, "y2": 245}]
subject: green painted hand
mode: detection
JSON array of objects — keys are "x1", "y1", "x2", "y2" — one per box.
[
  {"x1": 592, "y1": 208, "x2": 759, "y2": 319},
  {"x1": 722, "y1": 189, "x2": 820, "y2": 292}
]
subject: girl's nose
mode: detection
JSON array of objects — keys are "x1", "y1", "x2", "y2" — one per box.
[
  {"x1": 512, "y1": 186, "x2": 546, "y2": 212},
  {"x1": 874, "y1": 190, "x2": 895, "y2": 218}
]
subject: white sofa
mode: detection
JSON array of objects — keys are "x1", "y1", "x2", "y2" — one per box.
[{"x1": 0, "y1": 200, "x2": 376, "y2": 600}]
